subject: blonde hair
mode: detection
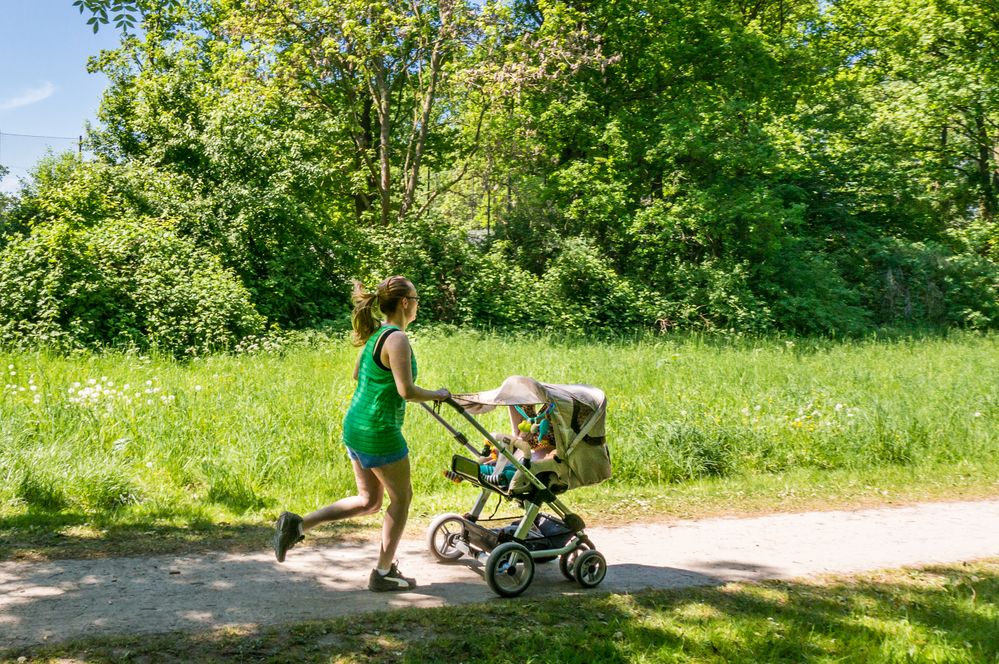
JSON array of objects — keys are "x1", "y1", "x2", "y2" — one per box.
[{"x1": 350, "y1": 275, "x2": 414, "y2": 346}]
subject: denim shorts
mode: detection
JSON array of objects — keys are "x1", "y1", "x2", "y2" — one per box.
[{"x1": 345, "y1": 445, "x2": 409, "y2": 470}]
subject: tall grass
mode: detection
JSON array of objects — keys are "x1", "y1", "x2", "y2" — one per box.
[{"x1": 0, "y1": 331, "x2": 996, "y2": 527}]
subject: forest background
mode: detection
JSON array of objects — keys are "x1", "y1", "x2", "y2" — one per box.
[{"x1": 0, "y1": 0, "x2": 997, "y2": 354}]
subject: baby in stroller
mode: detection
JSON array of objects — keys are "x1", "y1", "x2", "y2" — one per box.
[{"x1": 448, "y1": 403, "x2": 559, "y2": 488}]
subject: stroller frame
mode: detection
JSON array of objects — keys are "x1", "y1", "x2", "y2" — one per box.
[{"x1": 422, "y1": 397, "x2": 607, "y2": 597}]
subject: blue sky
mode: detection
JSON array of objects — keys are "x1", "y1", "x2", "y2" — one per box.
[{"x1": 0, "y1": 1, "x2": 120, "y2": 193}]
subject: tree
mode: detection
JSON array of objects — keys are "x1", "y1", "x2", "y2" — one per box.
[{"x1": 0, "y1": 165, "x2": 16, "y2": 241}]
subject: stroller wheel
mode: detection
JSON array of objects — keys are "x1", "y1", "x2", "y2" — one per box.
[
  {"x1": 485, "y1": 542, "x2": 536, "y2": 598},
  {"x1": 427, "y1": 513, "x2": 467, "y2": 562},
  {"x1": 558, "y1": 541, "x2": 591, "y2": 581},
  {"x1": 574, "y1": 549, "x2": 607, "y2": 588}
]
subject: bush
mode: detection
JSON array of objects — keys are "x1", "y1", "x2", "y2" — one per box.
[
  {"x1": 11, "y1": 156, "x2": 356, "y2": 328},
  {"x1": 0, "y1": 218, "x2": 265, "y2": 355},
  {"x1": 654, "y1": 258, "x2": 774, "y2": 333},
  {"x1": 864, "y1": 239, "x2": 999, "y2": 330},
  {"x1": 538, "y1": 237, "x2": 652, "y2": 332},
  {"x1": 370, "y1": 214, "x2": 477, "y2": 324},
  {"x1": 761, "y1": 244, "x2": 872, "y2": 336},
  {"x1": 458, "y1": 241, "x2": 545, "y2": 329}
]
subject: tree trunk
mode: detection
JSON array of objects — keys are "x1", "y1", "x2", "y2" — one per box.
[
  {"x1": 356, "y1": 97, "x2": 375, "y2": 223},
  {"x1": 975, "y1": 109, "x2": 997, "y2": 221},
  {"x1": 378, "y1": 66, "x2": 392, "y2": 226}
]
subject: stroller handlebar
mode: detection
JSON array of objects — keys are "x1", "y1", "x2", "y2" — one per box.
[{"x1": 442, "y1": 396, "x2": 464, "y2": 412}]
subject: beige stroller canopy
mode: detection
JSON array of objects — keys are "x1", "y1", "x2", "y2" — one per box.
[{"x1": 453, "y1": 376, "x2": 611, "y2": 489}]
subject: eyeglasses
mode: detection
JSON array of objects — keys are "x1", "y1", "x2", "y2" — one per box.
[{"x1": 407, "y1": 295, "x2": 420, "y2": 301}]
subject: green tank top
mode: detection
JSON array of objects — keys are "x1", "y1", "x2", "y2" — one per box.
[{"x1": 341, "y1": 325, "x2": 418, "y2": 454}]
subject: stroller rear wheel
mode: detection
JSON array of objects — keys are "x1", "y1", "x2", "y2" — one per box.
[
  {"x1": 573, "y1": 549, "x2": 607, "y2": 588},
  {"x1": 485, "y1": 542, "x2": 535, "y2": 597},
  {"x1": 427, "y1": 513, "x2": 467, "y2": 562}
]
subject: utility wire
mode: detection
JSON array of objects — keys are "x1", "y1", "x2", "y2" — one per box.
[
  {"x1": 0, "y1": 130, "x2": 84, "y2": 168},
  {"x1": 0, "y1": 131, "x2": 78, "y2": 140}
]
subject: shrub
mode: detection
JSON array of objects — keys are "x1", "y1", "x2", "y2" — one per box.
[
  {"x1": 653, "y1": 258, "x2": 774, "y2": 333},
  {"x1": 11, "y1": 156, "x2": 356, "y2": 328},
  {"x1": 761, "y1": 244, "x2": 871, "y2": 336},
  {"x1": 538, "y1": 237, "x2": 652, "y2": 333},
  {"x1": 864, "y1": 239, "x2": 999, "y2": 330},
  {"x1": 458, "y1": 241, "x2": 544, "y2": 329},
  {"x1": 0, "y1": 218, "x2": 265, "y2": 355}
]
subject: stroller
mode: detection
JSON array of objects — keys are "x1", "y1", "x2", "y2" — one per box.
[{"x1": 421, "y1": 375, "x2": 611, "y2": 597}]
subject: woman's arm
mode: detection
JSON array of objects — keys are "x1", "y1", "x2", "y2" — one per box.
[
  {"x1": 353, "y1": 351, "x2": 361, "y2": 381},
  {"x1": 383, "y1": 332, "x2": 449, "y2": 402}
]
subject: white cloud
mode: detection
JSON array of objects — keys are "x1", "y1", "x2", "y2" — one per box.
[{"x1": 0, "y1": 82, "x2": 56, "y2": 112}]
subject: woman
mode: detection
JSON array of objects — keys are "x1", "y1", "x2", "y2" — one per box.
[{"x1": 273, "y1": 275, "x2": 450, "y2": 592}]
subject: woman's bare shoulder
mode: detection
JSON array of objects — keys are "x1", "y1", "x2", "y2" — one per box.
[{"x1": 383, "y1": 329, "x2": 411, "y2": 350}]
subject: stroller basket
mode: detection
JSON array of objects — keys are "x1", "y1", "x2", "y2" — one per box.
[{"x1": 467, "y1": 513, "x2": 575, "y2": 554}]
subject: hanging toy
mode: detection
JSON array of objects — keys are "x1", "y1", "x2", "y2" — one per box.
[{"x1": 515, "y1": 403, "x2": 555, "y2": 444}]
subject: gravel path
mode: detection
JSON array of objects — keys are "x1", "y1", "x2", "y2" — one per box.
[{"x1": 3, "y1": 499, "x2": 999, "y2": 650}]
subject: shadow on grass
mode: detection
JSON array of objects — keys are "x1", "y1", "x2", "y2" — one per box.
[
  {"x1": 2, "y1": 559, "x2": 996, "y2": 663},
  {"x1": 0, "y1": 508, "x2": 373, "y2": 562}
]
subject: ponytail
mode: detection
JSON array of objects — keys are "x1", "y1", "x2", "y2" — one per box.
[
  {"x1": 351, "y1": 280, "x2": 380, "y2": 346},
  {"x1": 350, "y1": 275, "x2": 413, "y2": 346}
]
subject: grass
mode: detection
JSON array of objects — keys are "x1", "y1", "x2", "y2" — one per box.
[
  {"x1": 3, "y1": 558, "x2": 998, "y2": 662},
  {"x1": 1, "y1": 331, "x2": 997, "y2": 560}
]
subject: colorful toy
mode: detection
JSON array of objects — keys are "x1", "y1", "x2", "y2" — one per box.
[{"x1": 516, "y1": 403, "x2": 555, "y2": 443}]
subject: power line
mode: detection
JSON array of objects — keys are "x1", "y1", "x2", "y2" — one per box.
[
  {"x1": 0, "y1": 130, "x2": 79, "y2": 141},
  {"x1": 0, "y1": 129, "x2": 84, "y2": 166}
]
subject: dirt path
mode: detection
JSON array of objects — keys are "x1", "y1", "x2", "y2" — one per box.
[{"x1": 3, "y1": 499, "x2": 999, "y2": 650}]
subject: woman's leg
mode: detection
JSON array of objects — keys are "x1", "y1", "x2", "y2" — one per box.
[
  {"x1": 369, "y1": 455, "x2": 413, "y2": 570},
  {"x1": 301, "y1": 460, "x2": 383, "y2": 531}
]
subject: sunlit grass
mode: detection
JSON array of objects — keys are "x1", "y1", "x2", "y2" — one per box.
[{"x1": 1, "y1": 331, "x2": 996, "y2": 557}]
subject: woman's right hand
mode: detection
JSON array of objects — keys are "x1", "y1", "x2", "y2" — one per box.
[{"x1": 433, "y1": 388, "x2": 451, "y2": 402}]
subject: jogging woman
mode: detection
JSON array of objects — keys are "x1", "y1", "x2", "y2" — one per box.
[{"x1": 273, "y1": 275, "x2": 450, "y2": 592}]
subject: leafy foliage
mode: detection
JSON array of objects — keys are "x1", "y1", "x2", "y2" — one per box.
[
  {"x1": 0, "y1": 216, "x2": 264, "y2": 355},
  {"x1": 14, "y1": 0, "x2": 997, "y2": 343}
]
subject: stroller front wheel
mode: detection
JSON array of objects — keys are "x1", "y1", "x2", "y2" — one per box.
[
  {"x1": 427, "y1": 513, "x2": 467, "y2": 562},
  {"x1": 485, "y1": 542, "x2": 536, "y2": 597},
  {"x1": 574, "y1": 549, "x2": 607, "y2": 588}
]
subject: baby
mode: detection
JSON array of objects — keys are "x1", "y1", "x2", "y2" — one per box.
[{"x1": 477, "y1": 403, "x2": 557, "y2": 487}]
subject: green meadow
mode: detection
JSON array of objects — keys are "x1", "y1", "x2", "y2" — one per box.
[{"x1": 1, "y1": 332, "x2": 996, "y2": 558}]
